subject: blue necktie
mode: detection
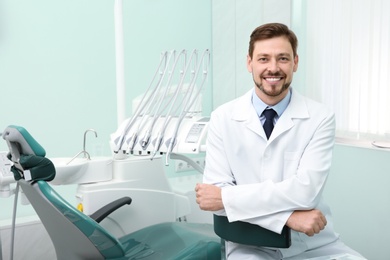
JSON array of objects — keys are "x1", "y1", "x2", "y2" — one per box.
[{"x1": 262, "y1": 109, "x2": 277, "y2": 139}]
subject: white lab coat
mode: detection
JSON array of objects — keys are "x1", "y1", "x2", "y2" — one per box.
[{"x1": 203, "y1": 88, "x2": 341, "y2": 258}]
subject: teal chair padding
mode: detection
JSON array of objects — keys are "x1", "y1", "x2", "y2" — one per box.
[
  {"x1": 3, "y1": 126, "x2": 221, "y2": 260},
  {"x1": 2, "y1": 125, "x2": 46, "y2": 158}
]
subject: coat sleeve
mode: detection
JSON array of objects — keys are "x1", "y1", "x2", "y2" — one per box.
[{"x1": 202, "y1": 108, "x2": 235, "y2": 216}]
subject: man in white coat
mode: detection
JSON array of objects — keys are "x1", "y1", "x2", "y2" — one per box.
[{"x1": 195, "y1": 23, "x2": 364, "y2": 259}]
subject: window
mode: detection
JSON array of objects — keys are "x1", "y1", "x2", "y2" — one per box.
[{"x1": 292, "y1": 0, "x2": 390, "y2": 142}]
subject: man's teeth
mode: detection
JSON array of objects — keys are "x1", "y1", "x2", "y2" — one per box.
[{"x1": 266, "y1": 77, "x2": 281, "y2": 81}]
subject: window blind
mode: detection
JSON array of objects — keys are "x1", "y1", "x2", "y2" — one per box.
[{"x1": 294, "y1": 0, "x2": 390, "y2": 140}]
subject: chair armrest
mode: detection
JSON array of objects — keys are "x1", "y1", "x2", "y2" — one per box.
[
  {"x1": 90, "y1": 197, "x2": 132, "y2": 223},
  {"x1": 213, "y1": 214, "x2": 291, "y2": 248}
]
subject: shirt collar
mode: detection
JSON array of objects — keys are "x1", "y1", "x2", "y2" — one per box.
[{"x1": 252, "y1": 88, "x2": 292, "y2": 118}]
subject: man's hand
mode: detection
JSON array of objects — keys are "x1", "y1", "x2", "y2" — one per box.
[
  {"x1": 286, "y1": 209, "x2": 327, "y2": 236},
  {"x1": 195, "y1": 183, "x2": 224, "y2": 211}
]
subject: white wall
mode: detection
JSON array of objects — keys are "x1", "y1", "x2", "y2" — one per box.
[
  {"x1": 212, "y1": 0, "x2": 291, "y2": 108},
  {"x1": 325, "y1": 144, "x2": 390, "y2": 260}
]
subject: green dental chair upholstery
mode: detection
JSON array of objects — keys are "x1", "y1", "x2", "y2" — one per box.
[{"x1": 2, "y1": 125, "x2": 221, "y2": 260}]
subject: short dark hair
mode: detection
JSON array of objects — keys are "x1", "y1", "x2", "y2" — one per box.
[{"x1": 248, "y1": 23, "x2": 298, "y2": 58}]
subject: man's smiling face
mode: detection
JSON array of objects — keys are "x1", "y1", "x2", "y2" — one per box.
[{"x1": 247, "y1": 36, "x2": 299, "y2": 105}]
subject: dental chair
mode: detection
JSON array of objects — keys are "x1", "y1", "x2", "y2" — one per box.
[{"x1": 2, "y1": 125, "x2": 221, "y2": 260}]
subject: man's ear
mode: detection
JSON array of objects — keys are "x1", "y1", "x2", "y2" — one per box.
[
  {"x1": 247, "y1": 54, "x2": 253, "y2": 73},
  {"x1": 293, "y1": 54, "x2": 299, "y2": 72}
]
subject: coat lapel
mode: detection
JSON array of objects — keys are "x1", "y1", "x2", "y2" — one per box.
[
  {"x1": 231, "y1": 90, "x2": 266, "y2": 138},
  {"x1": 271, "y1": 89, "x2": 310, "y2": 141},
  {"x1": 230, "y1": 89, "x2": 310, "y2": 141}
]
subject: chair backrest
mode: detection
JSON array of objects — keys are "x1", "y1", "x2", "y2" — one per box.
[
  {"x1": 213, "y1": 214, "x2": 291, "y2": 248},
  {"x1": 19, "y1": 179, "x2": 126, "y2": 260}
]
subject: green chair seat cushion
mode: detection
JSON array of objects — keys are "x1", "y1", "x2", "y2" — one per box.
[{"x1": 118, "y1": 222, "x2": 221, "y2": 260}]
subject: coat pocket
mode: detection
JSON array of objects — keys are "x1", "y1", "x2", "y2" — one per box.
[{"x1": 283, "y1": 151, "x2": 302, "y2": 178}]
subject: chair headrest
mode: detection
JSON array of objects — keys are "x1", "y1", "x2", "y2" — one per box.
[
  {"x1": 2, "y1": 125, "x2": 55, "y2": 182},
  {"x1": 2, "y1": 125, "x2": 46, "y2": 161}
]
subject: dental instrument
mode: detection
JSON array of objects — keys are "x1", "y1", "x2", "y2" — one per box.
[
  {"x1": 151, "y1": 50, "x2": 199, "y2": 158},
  {"x1": 139, "y1": 50, "x2": 186, "y2": 150},
  {"x1": 164, "y1": 49, "x2": 210, "y2": 165},
  {"x1": 126, "y1": 50, "x2": 175, "y2": 153},
  {"x1": 111, "y1": 49, "x2": 210, "y2": 165},
  {"x1": 112, "y1": 51, "x2": 171, "y2": 154}
]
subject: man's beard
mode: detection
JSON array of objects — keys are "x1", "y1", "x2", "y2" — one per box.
[{"x1": 253, "y1": 73, "x2": 291, "y2": 97}]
